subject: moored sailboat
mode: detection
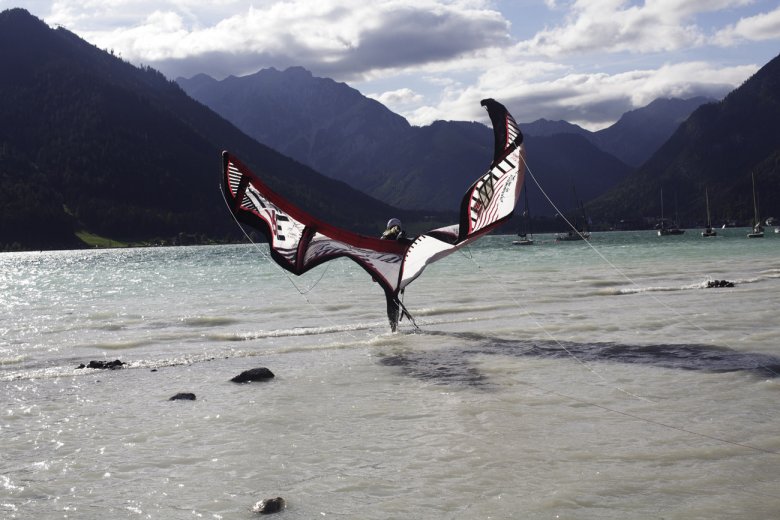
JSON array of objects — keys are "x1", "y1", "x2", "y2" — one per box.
[
  {"x1": 513, "y1": 184, "x2": 534, "y2": 246},
  {"x1": 556, "y1": 185, "x2": 590, "y2": 241},
  {"x1": 747, "y1": 172, "x2": 764, "y2": 238},
  {"x1": 701, "y1": 188, "x2": 717, "y2": 237},
  {"x1": 658, "y1": 188, "x2": 685, "y2": 236}
]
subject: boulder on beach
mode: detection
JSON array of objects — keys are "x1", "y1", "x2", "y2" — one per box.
[
  {"x1": 231, "y1": 367, "x2": 275, "y2": 383},
  {"x1": 77, "y1": 359, "x2": 125, "y2": 370},
  {"x1": 169, "y1": 392, "x2": 196, "y2": 401},
  {"x1": 251, "y1": 497, "x2": 285, "y2": 514}
]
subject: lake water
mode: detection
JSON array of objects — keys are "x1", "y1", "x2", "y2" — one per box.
[{"x1": 2, "y1": 229, "x2": 780, "y2": 519}]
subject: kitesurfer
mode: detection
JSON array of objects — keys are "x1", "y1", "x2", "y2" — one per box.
[{"x1": 381, "y1": 218, "x2": 406, "y2": 240}]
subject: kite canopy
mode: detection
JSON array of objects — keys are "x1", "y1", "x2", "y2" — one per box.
[{"x1": 222, "y1": 98, "x2": 526, "y2": 330}]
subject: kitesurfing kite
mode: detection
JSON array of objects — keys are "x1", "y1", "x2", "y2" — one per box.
[{"x1": 222, "y1": 98, "x2": 526, "y2": 331}]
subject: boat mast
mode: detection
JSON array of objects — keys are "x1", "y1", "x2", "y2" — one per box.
[
  {"x1": 751, "y1": 172, "x2": 760, "y2": 227},
  {"x1": 660, "y1": 187, "x2": 665, "y2": 230}
]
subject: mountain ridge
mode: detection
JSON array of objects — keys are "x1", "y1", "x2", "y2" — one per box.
[
  {"x1": 0, "y1": 8, "x2": 420, "y2": 250},
  {"x1": 178, "y1": 67, "x2": 644, "y2": 216},
  {"x1": 588, "y1": 52, "x2": 780, "y2": 225}
]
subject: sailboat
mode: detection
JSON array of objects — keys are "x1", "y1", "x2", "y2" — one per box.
[
  {"x1": 556, "y1": 185, "x2": 591, "y2": 241},
  {"x1": 747, "y1": 172, "x2": 764, "y2": 238},
  {"x1": 513, "y1": 184, "x2": 534, "y2": 246},
  {"x1": 701, "y1": 188, "x2": 717, "y2": 237},
  {"x1": 657, "y1": 188, "x2": 685, "y2": 236}
]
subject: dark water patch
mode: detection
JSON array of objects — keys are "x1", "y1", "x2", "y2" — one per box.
[
  {"x1": 380, "y1": 351, "x2": 490, "y2": 388},
  {"x1": 378, "y1": 331, "x2": 780, "y2": 387},
  {"x1": 181, "y1": 316, "x2": 239, "y2": 327}
]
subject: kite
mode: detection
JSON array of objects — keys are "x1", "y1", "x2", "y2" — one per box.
[{"x1": 222, "y1": 98, "x2": 526, "y2": 330}]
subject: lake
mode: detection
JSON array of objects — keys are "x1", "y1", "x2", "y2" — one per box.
[{"x1": 2, "y1": 228, "x2": 779, "y2": 518}]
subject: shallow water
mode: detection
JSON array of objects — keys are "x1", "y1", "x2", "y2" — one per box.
[{"x1": 2, "y1": 229, "x2": 780, "y2": 518}]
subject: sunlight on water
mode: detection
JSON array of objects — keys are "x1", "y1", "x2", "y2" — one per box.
[{"x1": 1, "y1": 232, "x2": 779, "y2": 518}]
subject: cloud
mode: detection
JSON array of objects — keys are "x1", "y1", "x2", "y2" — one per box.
[
  {"x1": 401, "y1": 60, "x2": 757, "y2": 129},
  {"x1": 712, "y1": 5, "x2": 780, "y2": 45},
  {"x1": 518, "y1": 0, "x2": 754, "y2": 56},
  {"x1": 367, "y1": 88, "x2": 424, "y2": 106},
  {"x1": 25, "y1": 0, "x2": 775, "y2": 130},
  {"x1": 56, "y1": 0, "x2": 511, "y2": 80}
]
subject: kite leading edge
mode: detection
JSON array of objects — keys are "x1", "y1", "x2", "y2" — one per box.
[{"x1": 221, "y1": 99, "x2": 526, "y2": 331}]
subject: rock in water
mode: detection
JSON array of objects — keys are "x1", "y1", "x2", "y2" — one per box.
[
  {"x1": 252, "y1": 497, "x2": 285, "y2": 514},
  {"x1": 169, "y1": 393, "x2": 196, "y2": 401},
  {"x1": 231, "y1": 367, "x2": 275, "y2": 383},
  {"x1": 706, "y1": 279, "x2": 735, "y2": 288},
  {"x1": 77, "y1": 359, "x2": 125, "y2": 370}
]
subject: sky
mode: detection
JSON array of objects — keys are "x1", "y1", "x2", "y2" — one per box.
[{"x1": 5, "y1": 0, "x2": 780, "y2": 129}]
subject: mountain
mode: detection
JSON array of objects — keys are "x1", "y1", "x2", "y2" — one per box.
[
  {"x1": 591, "y1": 97, "x2": 714, "y2": 167},
  {"x1": 589, "y1": 53, "x2": 780, "y2": 225},
  {"x1": 178, "y1": 67, "x2": 411, "y2": 187},
  {"x1": 519, "y1": 119, "x2": 590, "y2": 138},
  {"x1": 520, "y1": 97, "x2": 712, "y2": 167},
  {"x1": 179, "y1": 68, "x2": 634, "y2": 216},
  {"x1": 0, "y1": 9, "x2": 414, "y2": 251}
]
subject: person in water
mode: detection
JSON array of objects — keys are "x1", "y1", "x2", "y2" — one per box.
[
  {"x1": 379, "y1": 218, "x2": 414, "y2": 330},
  {"x1": 381, "y1": 218, "x2": 406, "y2": 240}
]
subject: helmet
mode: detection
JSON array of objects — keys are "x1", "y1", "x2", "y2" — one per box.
[{"x1": 386, "y1": 218, "x2": 402, "y2": 229}]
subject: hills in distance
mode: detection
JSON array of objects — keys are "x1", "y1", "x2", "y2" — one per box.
[
  {"x1": 1, "y1": 7, "x2": 779, "y2": 251},
  {"x1": 178, "y1": 68, "x2": 710, "y2": 216},
  {"x1": 178, "y1": 61, "x2": 780, "y2": 227}
]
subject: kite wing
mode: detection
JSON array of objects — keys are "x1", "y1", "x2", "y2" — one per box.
[
  {"x1": 398, "y1": 98, "x2": 526, "y2": 291},
  {"x1": 222, "y1": 152, "x2": 409, "y2": 301},
  {"x1": 221, "y1": 98, "x2": 525, "y2": 330}
]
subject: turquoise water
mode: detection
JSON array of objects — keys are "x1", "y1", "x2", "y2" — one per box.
[{"x1": 1, "y1": 230, "x2": 779, "y2": 518}]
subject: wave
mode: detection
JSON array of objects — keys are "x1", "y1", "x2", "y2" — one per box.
[
  {"x1": 77, "y1": 338, "x2": 157, "y2": 350},
  {"x1": 596, "y1": 276, "x2": 765, "y2": 296},
  {"x1": 0, "y1": 334, "x2": 385, "y2": 381},
  {"x1": 0, "y1": 354, "x2": 27, "y2": 366},
  {"x1": 413, "y1": 303, "x2": 506, "y2": 317},
  {"x1": 180, "y1": 316, "x2": 240, "y2": 327},
  {"x1": 206, "y1": 320, "x2": 384, "y2": 341}
]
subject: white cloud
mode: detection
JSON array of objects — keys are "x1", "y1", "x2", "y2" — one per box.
[
  {"x1": 400, "y1": 60, "x2": 757, "y2": 129},
  {"x1": 518, "y1": 0, "x2": 754, "y2": 56},
  {"x1": 368, "y1": 88, "x2": 424, "y2": 107},
  {"x1": 712, "y1": 5, "x2": 780, "y2": 45},
  {"x1": 12, "y1": 0, "x2": 777, "y2": 129},
  {"x1": 49, "y1": 0, "x2": 511, "y2": 79}
]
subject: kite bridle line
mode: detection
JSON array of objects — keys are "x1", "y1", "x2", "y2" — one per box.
[
  {"x1": 220, "y1": 184, "x2": 416, "y2": 336},
  {"x1": 396, "y1": 291, "x2": 420, "y2": 331},
  {"x1": 459, "y1": 244, "x2": 652, "y2": 403},
  {"x1": 518, "y1": 153, "x2": 778, "y2": 379},
  {"x1": 219, "y1": 183, "x2": 330, "y2": 296},
  {"x1": 456, "y1": 161, "x2": 780, "y2": 458},
  {"x1": 219, "y1": 184, "x2": 379, "y2": 340},
  {"x1": 477, "y1": 154, "x2": 779, "y2": 458}
]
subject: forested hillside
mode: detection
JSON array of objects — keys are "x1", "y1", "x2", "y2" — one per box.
[
  {"x1": 589, "y1": 53, "x2": 780, "y2": 225},
  {"x1": 0, "y1": 9, "x2": 415, "y2": 250}
]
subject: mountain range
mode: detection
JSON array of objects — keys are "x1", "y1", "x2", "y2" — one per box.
[
  {"x1": 1, "y1": 7, "x2": 778, "y2": 251},
  {"x1": 178, "y1": 69, "x2": 709, "y2": 216},
  {"x1": 0, "y1": 8, "x2": 420, "y2": 250},
  {"x1": 589, "y1": 52, "x2": 780, "y2": 226},
  {"x1": 522, "y1": 97, "x2": 714, "y2": 167}
]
